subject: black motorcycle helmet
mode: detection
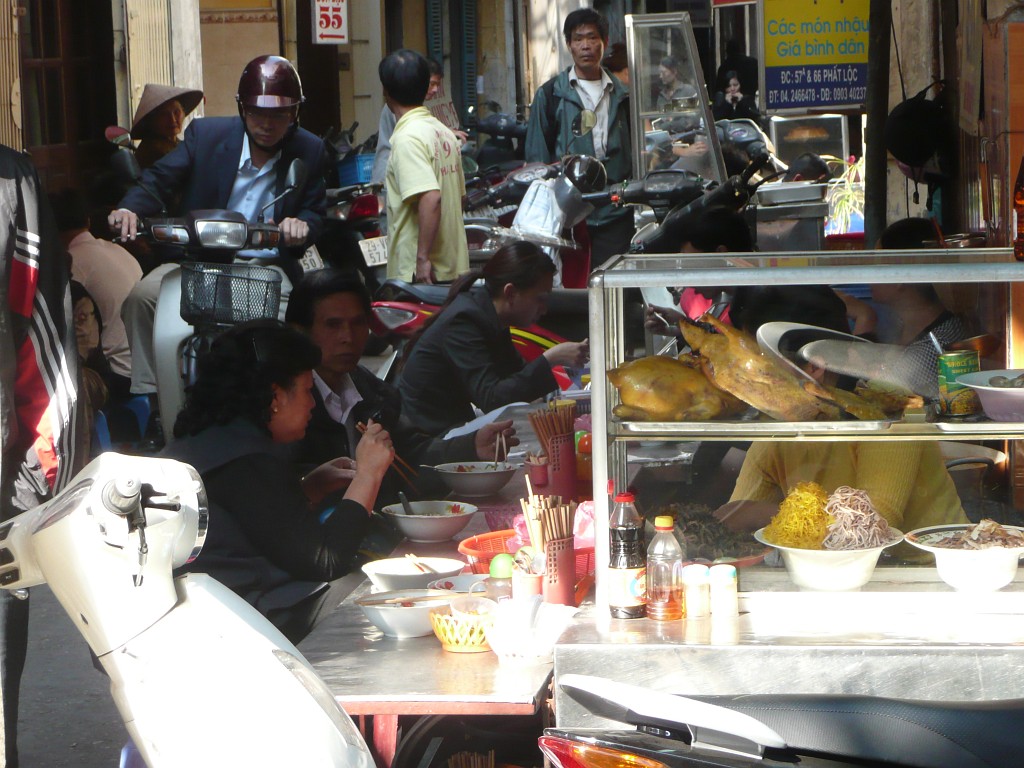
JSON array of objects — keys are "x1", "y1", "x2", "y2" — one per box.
[{"x1": 563, "y1": 154, "x2": 607, "y2": 193}]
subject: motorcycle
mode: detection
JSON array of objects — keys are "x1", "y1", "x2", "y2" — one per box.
[
  {"x1": 318, "y1": 181, "x2": 385, "y2": 290},
  {"x1": 369, "y1": 278, "x2": 589, "y2": 386},
  {"x1": 110, "y1": 147, "x2": 301, "y2": 437},
  {"x1": 465, "y1": 104, "x2": 528, "y2": 173},
  {"x1": 541, "y1": 673, "x2": 1023, "y2": 768},
  {"x1": 4, "y1": 452, "x2": 373, "y2": 766}
]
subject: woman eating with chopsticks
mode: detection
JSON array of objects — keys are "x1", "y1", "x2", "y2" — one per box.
[
  {"x1": 398, "y1": 241, "x2": 590, "y2": 437},
  {"x1": 161, "y1": 320, "x2": 395, "y2": 642}
]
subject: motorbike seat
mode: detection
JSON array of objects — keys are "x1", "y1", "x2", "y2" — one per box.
[
  {"x1": 687, "y1": 692, "x2": 1024, "y2": 768},
  {"x1": 375, "y1": 279, "x2": 451, "y2": 306}
]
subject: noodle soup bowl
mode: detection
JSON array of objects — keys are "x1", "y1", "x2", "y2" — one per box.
[
  {"x1": 754, "y1": 528, "x2": 904, "y2": 591},
  {"x1": 905, "y1": 524, "x2": 1024, "y2": 592}
]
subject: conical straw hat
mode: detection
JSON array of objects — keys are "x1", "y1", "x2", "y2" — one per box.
[{"x1": 131, "y1": 84, "x2": 204, "y2": 138}]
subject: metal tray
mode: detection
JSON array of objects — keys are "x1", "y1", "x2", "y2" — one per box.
[
  {"x1": 754, "y1": 181, "x2": 828, "y2": 206},
  {"x1": 616, "y1": 418, "x2": 895, "y2": 435}
]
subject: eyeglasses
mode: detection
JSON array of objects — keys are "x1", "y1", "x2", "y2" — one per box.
[{"x1": 243, "y1": 108, "x2": 294, "y2": 126}]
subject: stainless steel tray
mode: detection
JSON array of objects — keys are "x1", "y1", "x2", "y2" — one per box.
[
  {"x1": 615, "y1": 418, "x2": 895, "y2": 435},
  {"x1": 754, "y1": 181, "x2": 828, "y2": 206}
]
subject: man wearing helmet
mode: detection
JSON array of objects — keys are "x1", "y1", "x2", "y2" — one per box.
[
  {"x1": 108, "y1": 55, "x2": 327, "y2": 427},
  {"x1": 379, "y1": 49, "x2": 468, "y2": 284}
]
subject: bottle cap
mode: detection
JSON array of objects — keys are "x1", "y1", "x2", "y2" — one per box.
[
  {"x1": 709, "y1": 563, "x2": 738, "y2": 581},
  {"x1": 681, "y1": 563, "x2": 711, "y2": 583},
  {"x1": 613, "y1": 492, "x2": 635, "y2": 503},
  {"x1": 654, "y1": 515, "x2": 674, "y2": 529}
]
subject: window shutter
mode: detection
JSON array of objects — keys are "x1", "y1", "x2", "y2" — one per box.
[
  {"x1": 0, "y1": 3, "x2": 21, "y2": 148},
  {"x1": 124, "y1": 0, "x2": 172, "y2": 117}
]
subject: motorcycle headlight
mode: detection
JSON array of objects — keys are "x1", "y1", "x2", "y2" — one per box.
[
  {"x1": 150, "y1": 224, "x2": 190, "y2": 245},
  {"x1": 195, "y1": 220, "x2": 248, "y2": 249}
]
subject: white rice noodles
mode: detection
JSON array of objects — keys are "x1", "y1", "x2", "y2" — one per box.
[{"x1": 822, "y1": 485, "x2": 894, "y2": 550}]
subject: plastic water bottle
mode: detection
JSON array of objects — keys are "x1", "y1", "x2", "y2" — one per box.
[
  {"x1": 607, "y1": 492, "x2": 646, "y2": 618},
  {"x1": 646, "y1": 515, "x2": 684, "y2": 621}
]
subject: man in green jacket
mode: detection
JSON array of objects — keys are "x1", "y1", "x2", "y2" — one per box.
[{"x1": 524, "y1": 8, "x2": 634, "y2": 268}]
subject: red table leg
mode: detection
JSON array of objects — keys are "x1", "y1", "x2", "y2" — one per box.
[{"x1": 372, "y1": 714, "x2": 399, "y2": 768}]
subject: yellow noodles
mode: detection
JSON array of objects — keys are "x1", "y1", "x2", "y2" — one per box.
[{"x1": 763, "y1": 482, "x2": 832, "y2": 549}]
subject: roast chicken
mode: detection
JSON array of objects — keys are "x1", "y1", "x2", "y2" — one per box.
[
  {"x1": 679, "y1": 314, "x2": 841, "y2": 421},
  {"x1": 608, "y1": 354, "x2": 747, "y2": 421}
]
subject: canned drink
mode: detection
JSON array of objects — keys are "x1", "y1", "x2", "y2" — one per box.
[{"x1": 937, "y1": 350, "x2": 981, "y2": 417}]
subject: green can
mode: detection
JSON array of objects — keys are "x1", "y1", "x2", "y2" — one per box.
[{"x1": 937, "y1": 350, "x2": 981, "y2": 417}]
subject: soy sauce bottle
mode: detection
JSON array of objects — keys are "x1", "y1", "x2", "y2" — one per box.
[{"x1": 607, "y1": 492, "x2": 646, "y2": 618}]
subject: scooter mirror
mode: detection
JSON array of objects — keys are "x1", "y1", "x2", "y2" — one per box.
[
  {"x1": 285, "y1": 159, "x2": 307, "y2": 194},
  {"x1": 111, "y1": 147, "x2": 143, "y2": 184},
  {"x1": 105, "y1": 125, "x2": 133, "y2": 148}
]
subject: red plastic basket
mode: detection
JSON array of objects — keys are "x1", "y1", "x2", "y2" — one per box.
[
  {"x1": 458, "y1": 530, "x2": 514, "y2": 574},
  {"x1": 458, "y1": 529, "x2": 595, "y2": 579}
]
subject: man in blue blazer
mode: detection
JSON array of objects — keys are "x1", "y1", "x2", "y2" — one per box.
[{"x1": 109, "y1": 55, "x2": 328, "y2": 423}]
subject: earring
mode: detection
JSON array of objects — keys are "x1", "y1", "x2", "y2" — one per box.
[{"x1": 272, "y1": 406, "x2": 279, "y2": 414}]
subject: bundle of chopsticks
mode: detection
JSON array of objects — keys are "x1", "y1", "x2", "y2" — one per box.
[
  {"x1": 357, "y1": 420, "x2": 417, "y2": 488},
  {"x1": 447, "y1": 750, "x2": 494, "y2": 768},
  {"x1": 520, "y1": 492, "x2": 577, "y2": 551},
  {"x1": 528, "y1": 400, "x2": 577, "y2": 455}
]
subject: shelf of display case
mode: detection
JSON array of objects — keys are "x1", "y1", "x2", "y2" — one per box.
[{"x1": 609, "y1": 417, "x2": 1024, "y2": 441}]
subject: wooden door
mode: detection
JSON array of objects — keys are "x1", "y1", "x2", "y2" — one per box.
[{"x1": 20, "y1": 0, "x2": 117, "y2": 191}]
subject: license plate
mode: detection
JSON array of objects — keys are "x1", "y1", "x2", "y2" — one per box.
[
  {"x1": 359, "y1": 235, "x2": 389, "y2": 267},
  {"x1": 299, "y1": 245, "x2": 325, "y2": 272}
]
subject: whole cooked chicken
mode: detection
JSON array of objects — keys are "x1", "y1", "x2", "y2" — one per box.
[
  {"x1": 608, "y1": 354, "x2": 747, "y2": 421},
  {"x1": 679, "y1": 314, "x2": 840, "y2": 421}
]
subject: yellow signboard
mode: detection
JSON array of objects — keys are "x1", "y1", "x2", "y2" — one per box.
[{"x1": 761, "y1": 0, "x2": 870, "y2": 110}]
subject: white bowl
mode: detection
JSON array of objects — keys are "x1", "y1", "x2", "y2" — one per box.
[
  {"x1": 361, "y1": 556, "x2": 467, "y2": 591},
  {"x1": 905, "y1": 524, "x2": 1024, "y2": 592},
  {"x1": 754, "y1": 528, "x2": 903, "y2": 591},
  {"x1": 380, "y1": 500, "x2": 478, "y2": 543},
  {"x1": 432, "y1": 462, "x2": 517, "y2": 497},
  {"x1": 427, "y1": 574, "x2": 489, "y2": 593},
  {"x1": 356, "y1": 589, "x2": 453, "y2": 638},
  {"x1": 956, "y1": 370, "x2": 1024, "y2": 421}
]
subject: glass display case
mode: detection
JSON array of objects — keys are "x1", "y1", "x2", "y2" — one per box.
[
  {"x1": 625, "y1": 12, "x2": 726, "y2": 184},
  {"x1": 587, "y1": 248, "x2": 1020, "y2": 610}
]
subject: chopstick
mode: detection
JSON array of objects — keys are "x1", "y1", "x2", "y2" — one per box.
[
  {"x1": 357, "y1": 421, "x2": 418, "y2": 488},
  {"x1": 492, "y1": 429, "x2": 507, "y2": 468},
  {"x1": 527, "y1": 401, "x2": 576, "y2": 455},
  {"x1": 358, "y1": 593, "x2": 452, "y2": 607},
  {"x1": 405, "y1": 553, "x2": 439, "y2": 573}
]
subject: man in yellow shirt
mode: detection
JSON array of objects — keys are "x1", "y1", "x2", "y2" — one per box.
[{"x1": 380, "y1": 49, "x2": 468, "y2": 284}]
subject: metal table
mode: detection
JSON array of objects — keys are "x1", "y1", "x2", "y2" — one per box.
[
  {"x1": 300, "y1": 405, "x2": 553, "y2": 767},
  {"x1": 553, "y1": 566, "x2": 1024, "y2": 729}
]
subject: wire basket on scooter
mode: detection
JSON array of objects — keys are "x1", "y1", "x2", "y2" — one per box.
[{"x1": 180, "y1": 262, "x2": 282, "y2": 327}]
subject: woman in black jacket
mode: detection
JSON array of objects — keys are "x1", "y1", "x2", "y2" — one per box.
[
  {"x1": 713, "y1": 70, "x2": 761, "y2": 122},
  {"x1": 397, "y1": 242, "x2": 589, "y2": 436},
  {"x1": 161, "y1": 320, "x2": 394, "y2": 641}
]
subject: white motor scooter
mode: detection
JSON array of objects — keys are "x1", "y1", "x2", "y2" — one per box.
[{"x1": 2, "y1": 452, "x2": 373, "y2": 767}]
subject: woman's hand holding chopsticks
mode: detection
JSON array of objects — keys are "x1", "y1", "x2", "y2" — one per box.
[{"x1": 344, "y1": 419, "x2": 394, "y2": 512}]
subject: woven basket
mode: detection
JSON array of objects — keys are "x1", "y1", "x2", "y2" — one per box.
[
  {"x1": 429, "y1": 606, "x2": 492, "y2": 653},
  {"x1": 483, "y1": 503, "x2": 520, "y2": 532}
]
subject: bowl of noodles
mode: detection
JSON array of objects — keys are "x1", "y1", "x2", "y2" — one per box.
[
  {"x1": 431, "y1": 462, "x2": 517, "y2": 497},
  {"x1": 754, "y1": 482, "x2": 904, "y2": 591},
  {"x1": 905, "y1": 519, "x2": 1024, "y2": 591}
]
